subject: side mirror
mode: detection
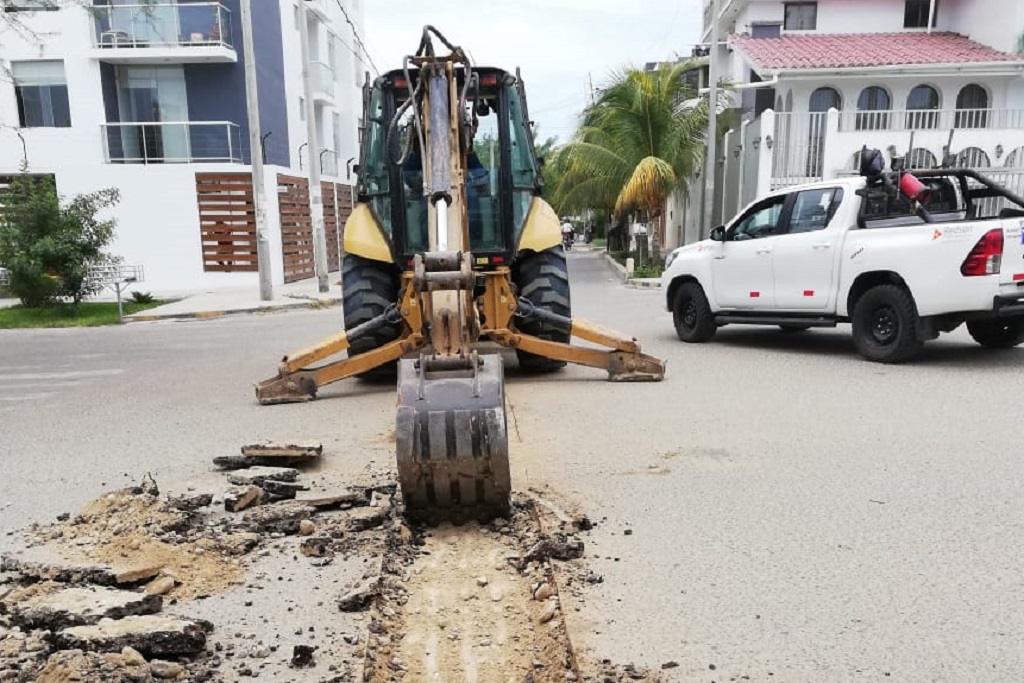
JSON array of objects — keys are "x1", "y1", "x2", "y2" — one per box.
[{"x1": 709, "y1": 225, "x2": 725, "y2": 242}]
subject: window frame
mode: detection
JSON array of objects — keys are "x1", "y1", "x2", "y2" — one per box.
[
  {"x1": 904, "y1": 0, "x2": 938, "y2": 28},
  {"x1": 783, "y1": 187, "x2": 844, "y2": 235},
  {"x1": 11, "y1": 60, "x2": 72, "y2": 129},
  {"x1": 727, "y1": 194, "x2": 789, "y2": 241},
  {"x1": 783, "y1": 2, "x2": 818, "y2": 31}
]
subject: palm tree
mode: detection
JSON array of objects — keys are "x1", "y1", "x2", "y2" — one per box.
[{"x1": 551, "y1": 62, "x2": 709, "y2": 232}]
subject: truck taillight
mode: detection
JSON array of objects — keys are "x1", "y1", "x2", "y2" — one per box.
[{"x1": 960, "y1": 229, "x2": 1003, "y2": 276}]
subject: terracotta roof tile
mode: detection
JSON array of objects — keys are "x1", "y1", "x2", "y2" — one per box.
[{"x1": 731, "y1": 32, "x2": 1020, "y2": 71}]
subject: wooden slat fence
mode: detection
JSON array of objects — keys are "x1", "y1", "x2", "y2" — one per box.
[
  {"x1": 278, "y1": 174, "x2": 314, "y2": 283},
  {"x1": 195, "y1": 172, "x2": 257, "y2": 272}
]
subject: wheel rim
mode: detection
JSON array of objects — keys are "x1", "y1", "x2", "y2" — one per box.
[
  {"x1": 682, "y1": 298, "x2": 697, "y2": 329},
  {"x1": 870, "y1": 306, "x2": 898, "y2": 345}
]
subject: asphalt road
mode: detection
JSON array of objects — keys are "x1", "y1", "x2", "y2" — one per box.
[{"x1": 2, "y1": 250, "x2": 1023, "y2": 682}]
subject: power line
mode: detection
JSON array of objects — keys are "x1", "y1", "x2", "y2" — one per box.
[{"x1": 332, "y1": 0, "x2": 379, "y2": 76}]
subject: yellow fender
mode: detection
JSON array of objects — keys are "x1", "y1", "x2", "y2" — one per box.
[
  {"x1": 517, "y1": 197, "x2": 563, "y2": 254},
  {"x1": 343, "y1": 203, "x2": 394, "y2": 264}
]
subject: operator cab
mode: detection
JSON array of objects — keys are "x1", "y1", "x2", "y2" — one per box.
[{"x1": 356, "y1": 67, "x2": 542, "y2": 269}]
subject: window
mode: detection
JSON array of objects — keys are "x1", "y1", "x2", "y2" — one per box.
[
  {"x1": 783, "y1": 2, "x2": 817, "y2": 30},
  {"x1": 3, "y1": 0, "x2": 59, "y2": 11},
  {"x1": 906, "y1": 85, "x2": 939, "y2": 128},
  {"x1": 788, "y1": 188, "x2": 842, "y2": 234},
  {"x1": 904, "y1": 0, "x2": 937, "y2": 28},
  {"x1": 955, "y1": 84, "x2": 988, "y2": 128},
  {"x1": 730, "y1": 195, "x2": 786, "y2": 240},
  {"x1": 856, "y1": 86, "x2": 890, "y2": 130},
  {"x1": 12, "y1": 61, "x2": 71, "y2": 128},
  {"x1": 809, "y1": 87, "x2": 841, "y2": 113},
  {"x1": 299, "y1": 96, "x2": 305, "y2": 121}
]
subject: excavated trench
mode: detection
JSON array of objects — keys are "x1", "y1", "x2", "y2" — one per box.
[{"x1": 0, "y1": 448, "x2": 658, "y2": 683}]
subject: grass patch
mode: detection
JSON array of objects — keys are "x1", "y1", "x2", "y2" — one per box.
[
  {"x1": 608, "y1": 251, "x2": 664, "y2": 278},
  {"x1": 0, "y1": 300, "x2": 167, "y2": 329},
  {"x1": 591, "y1": 238, "x2": 607, "y2": 248}
]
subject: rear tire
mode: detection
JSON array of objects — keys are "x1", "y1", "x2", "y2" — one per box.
[
  {"x1": 966, "y1": 317, "x2": 1024, "y2": 348},
  {"x1": 851, "y1": 284, "x2": 923, "y2": 363},
  {"x1": 342, "y1": 254, "x2": 403, "y2": 374},
  {"x1": 673, "y1": 282, "x2": 717, "y2": 342},
  {"x1": 511, "y1": 247, "x2": 572, "y2": 373}
]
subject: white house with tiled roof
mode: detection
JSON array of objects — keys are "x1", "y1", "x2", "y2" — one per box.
[{"x1": 666, "y1": 0, "x2": 1024, "y2": 249}]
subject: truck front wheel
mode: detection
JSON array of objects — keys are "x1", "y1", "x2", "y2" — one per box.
[
  {"x1": 966, "y1": 317, "x2": 1024, "y2": 348},
  {"x1": 851, "y1": 284, "x2": 923, "y2": 363},
  {"x1": 673, "y1": 282, "x2": 717, "y2": 343}
]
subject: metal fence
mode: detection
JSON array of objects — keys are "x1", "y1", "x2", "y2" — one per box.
[
  {"x1": 102, "y1": 122, "x2": 244, "y2": 164},
  {"x1": 838, "y1": 108, "x2": 1024, "y2": 132},
  {"x1": 771, "y1": 111, "x2": 827, "y2": 189},
  {"x1": 92, "y1": 2, "x2": 233, "y2": 49}
]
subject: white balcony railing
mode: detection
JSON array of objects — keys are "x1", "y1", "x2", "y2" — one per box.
[
  {"x1": 93, "y1": 2, "x2": 233, "y2": 50},
  {"x1": 102, "y1": 122, "x2": 243, "y2": 164},
  {"x1": 838, "y1": 108, "x2": 1024, "y2": 133},
  {"x1": 312, "y1": 61, "x2": 335, "y2": 98}
]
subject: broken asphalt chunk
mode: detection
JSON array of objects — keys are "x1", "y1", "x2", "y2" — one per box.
[
  {"x1": 54, "y1": 615, "x2": 207, "y2": 657},
  {"x1": 226, "y1": 467, "x2": 300, "y2": 487},
  {"x1": 2, "y1": 585, "x2": 163, "y2": 631},
  {"x1": 240, "y1": 442, "x2": 322, "y2": 458},
  {"x1": 241, "y1": 503, "x2": 317, "y2": 534},
  {"x1": 224, "y1": 486, "x2": 262, "y2": 513},
  {"x1": 337, "y1": 576, "x2": 380, "y2": 612}
]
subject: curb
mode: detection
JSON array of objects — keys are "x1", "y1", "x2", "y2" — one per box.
[
  {"x1": 625, "y1": 278, "x2": 662, "y2": 289},
  {"x1": 125, "y1": 297, "x2": 341, "y2": 323},
  {"x1": 601, "y1": 251, "x2": 628, "y2": 281}
]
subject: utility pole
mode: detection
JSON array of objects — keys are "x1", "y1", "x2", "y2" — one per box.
[
  {"x1": 240, "y1": 0, "x2": 273, "y2": 301},
  {"x1": 299, "y1": 1, "x2": 329, "y2": 293},
  {"x1": 701, "y1": 0, "x2": 720, "y2": 239}
]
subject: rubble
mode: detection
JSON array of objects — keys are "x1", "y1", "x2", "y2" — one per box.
[
  {"x1": 2, "y1": 585, "x2": 162, "y2": 630},
  {"x1": 54, "y1": 615, "x2": 207, "y2": 657},
  {"x1": 338, "y1": 576, "x2": 380, "y2": 612},
  {"x1": 241, "y1": 502, "x2": 317, "y2": 534},
  {"x1": 295, "y1": 490, "x2": 370, "y2": 510},
  {"x1": 225, "y1": 466, "x2": 300, "y2": 487},
  {"x1": 240, "y1": 442, "x2": 322, "y2": 459},
  {"x1": 224, "y1": 485, "x2": 262, "y2": 513},
  {"x1": 168, "y1": 493, "x2": 213, "y2": 512}
]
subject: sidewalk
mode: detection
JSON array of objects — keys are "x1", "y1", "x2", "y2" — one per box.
[
  {"x1": 599, "y1": 250, "x2": 662, "y2": 289},
  {"x1": 123, "y1": 274, "x2": 343, "y2": 322}
]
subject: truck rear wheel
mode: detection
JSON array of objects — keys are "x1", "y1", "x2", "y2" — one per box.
[
  {"x1": 673, "y1": 282, "x2": 717, "y2": 342},
  {"x1": 851, "y1": 284, "x2": 923, "y2": 363},
  {"x1": 342, "y1": 254, "x2": 403, "y2": 371},
  {"x1": 512, "y1": 247, "x2": 571, "y2": 373},
  {"x1": 966, "y1": 317, "x2": 1024, "y2": 348}
]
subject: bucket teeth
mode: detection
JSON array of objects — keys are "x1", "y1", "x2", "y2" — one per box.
[{"x1": 395, "y1": 355, "x2": 511, "y2": 520}]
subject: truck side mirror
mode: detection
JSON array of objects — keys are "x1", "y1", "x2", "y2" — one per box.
[{"x1": 709, "y1": 225, "x2": 725, "y2": 242}]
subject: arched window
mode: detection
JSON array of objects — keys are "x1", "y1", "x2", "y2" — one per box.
[
  {"x1": 1004, "y1": 147, "x2": 1024, "y2": 169},
  {"x1": 906, "y1": 85, "x2": 939, "y2": 129},
  {"x1": 809, "y1": 87, "x2": 841, "y2": 113},
  {"x1": 955, "y1": 84, "x2": 989, "y2": 128},
  {"x1": 775, "y1": 95, "x2": 783, "y2": 112},
  {"x1": 784, "y1": 90, "x2": 793, "y2": 113},
  {"x1": 907, "y1": 148, "x2": 937, "y2": 170},
  {"x1": 806, "y1": 88, "x2": 841, "y2": 178},
  {"x1": 856, "y1": 86, "x2": 890, "y2": 130},
  {"x1": 956, "y1": 147, "x2": 990, "y2": 168}
]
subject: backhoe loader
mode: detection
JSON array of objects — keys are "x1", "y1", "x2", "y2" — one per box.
[{"x1": 256, "y1": 27, "x2": 665, "y2": 520}]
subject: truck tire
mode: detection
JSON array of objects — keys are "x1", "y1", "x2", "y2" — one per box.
[
  {"x1": 966, "y1": 317, "x2": 1024, "y2": 348},
  {"x1": 851, "y1": 284, "x2": 923, "y2": 363},
  {"x1": 673, "y1": 282, "x2": 717, "y2": 342},
  {"x1": 512, "y1": 247, "x2": 572, "y2": 373},
  {"x1": 342, "y1": 254, "x2": 403, "y2": 370}
]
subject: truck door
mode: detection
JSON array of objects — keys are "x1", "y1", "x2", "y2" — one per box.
[
  {"x1": 711, "y1": 194, "x2": 787, "y2": 308},
  {"x1": 772, "y1": 187, "x2": 844, "y2": 311}
]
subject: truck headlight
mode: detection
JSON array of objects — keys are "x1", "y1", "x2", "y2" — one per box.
[{"x1": 665, "y1": 248, "x2": 683, "y2": 269}]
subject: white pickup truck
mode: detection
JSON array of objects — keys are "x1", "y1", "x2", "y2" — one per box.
[{"x1": 660, "y1": 162, "x2": 1024, "y2": 362}]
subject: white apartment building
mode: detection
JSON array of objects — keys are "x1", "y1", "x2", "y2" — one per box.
[
  {"x1": 0, "y1": 0, "x2": 366, "y2": 290},
  {"x1": 666, "y1": 0, "x2": 1024, "y2": 249}
]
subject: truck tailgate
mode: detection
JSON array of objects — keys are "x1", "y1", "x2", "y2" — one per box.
[{"x1": 1003, "y1": 218, "x2": 1024, "y2": 286}]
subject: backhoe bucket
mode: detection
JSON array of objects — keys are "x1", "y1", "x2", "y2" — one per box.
[{"x1": 395, "y1": 352, "x2": 511, "y2": 520}]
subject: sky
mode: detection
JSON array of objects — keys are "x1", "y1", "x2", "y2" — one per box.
[{"x1": 363, "y1": 0, "x2": 704, "y2": 144}]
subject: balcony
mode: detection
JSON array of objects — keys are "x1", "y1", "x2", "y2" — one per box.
[
  {"x1": 311, "y1": 60, "x2": 335, "y2": 102},
  {"x1": 91, "y1": 3, "x2": 236, "y2": 64},
  {"x1": 102, "y1": 121, "x2": 244, "y2": 164}
]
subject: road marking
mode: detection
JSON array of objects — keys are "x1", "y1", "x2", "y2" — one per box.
[
  {"x1": 0, "y1": 394, "x2": 55, "y2": 402},
  {"x1": 0, "y1": 369, "x2": 124, "y2": 382}
]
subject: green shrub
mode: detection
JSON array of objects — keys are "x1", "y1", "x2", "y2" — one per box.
[
  {"x1": 0, "y1": 176, "x2": 119, "y2": 307},
  {"x1": 129, "y1": 290, "x2": 155, "y2": 304}
]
